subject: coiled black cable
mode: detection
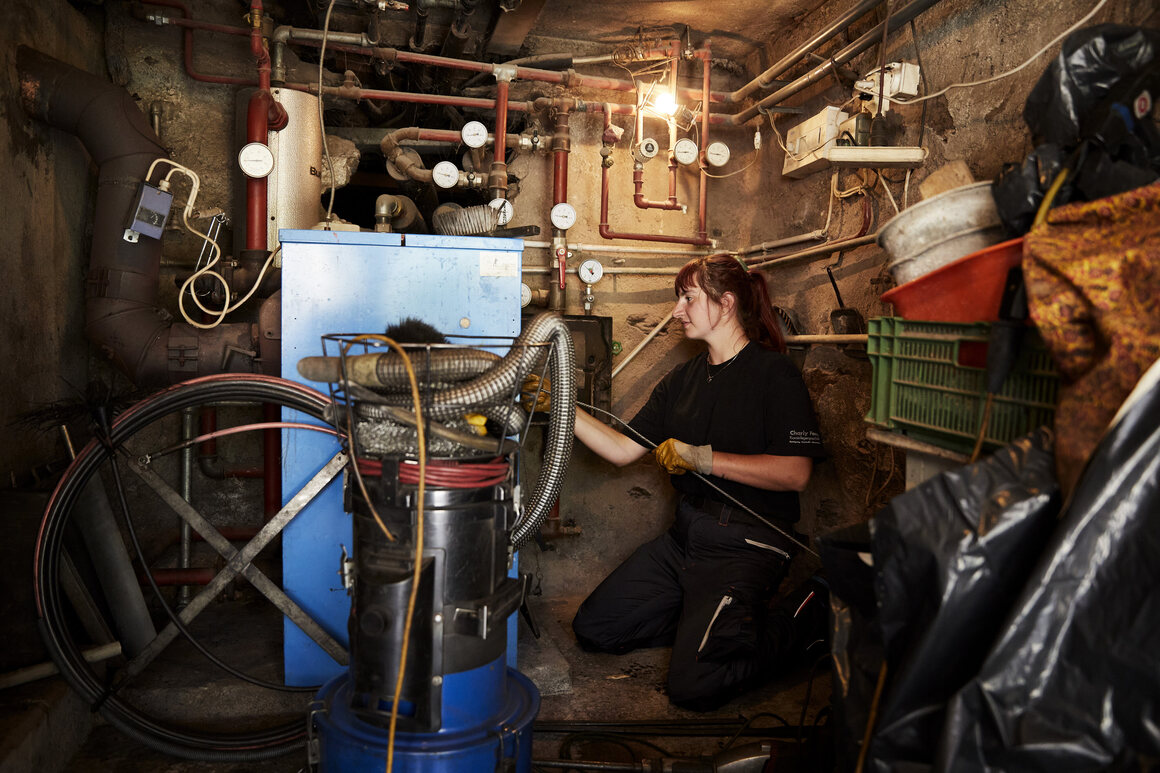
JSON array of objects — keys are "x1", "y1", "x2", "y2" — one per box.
[{"x1": 35, "y1": 374, "x2": 333, "y2": 761}]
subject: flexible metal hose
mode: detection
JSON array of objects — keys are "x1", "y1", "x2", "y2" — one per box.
[
  {"x1": 343, "y1": 312, "x2": 575, "y2": 548},
  {"x1": 432, "y1": 203, "x2": 500, "y2": 236}
]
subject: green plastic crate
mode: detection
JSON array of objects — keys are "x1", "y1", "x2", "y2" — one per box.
[{"x1": 866, "y1": 317, "x2": 1060, "y2": 454}]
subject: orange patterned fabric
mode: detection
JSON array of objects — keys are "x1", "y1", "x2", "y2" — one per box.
[{"x1": 1023, "y1": 180, "x2": 1160, "y2": 493}]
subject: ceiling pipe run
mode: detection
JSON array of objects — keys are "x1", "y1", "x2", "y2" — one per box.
[
  {"x1": 731, "y1": 0, "x2": 944, "y2": 123},
  {"x1": 726, "y1": 0, "x2": 887, "y2": 103},
  {"x1": 18, "y1": 47, "x2": 260, "y2": 388}
]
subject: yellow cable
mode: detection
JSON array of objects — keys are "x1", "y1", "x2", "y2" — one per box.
[{"x1": 341, "y1": 334, "x2": 425, "y2": 773}]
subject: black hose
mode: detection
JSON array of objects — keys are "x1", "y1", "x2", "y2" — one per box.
[{"x1": 35, "y1": 375, "x2": 331, "y2": 760}]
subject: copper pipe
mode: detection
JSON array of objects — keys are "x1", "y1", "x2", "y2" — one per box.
[
  {"x1": 138, "y1": 0, "x2": 256, "y2": 86},
  {"x1": 197, "y1": 408, "x2": 263, "y2": 479},
  {"x1": 490, "y1": 78, "x2": 510, "y2": 199},
  {"x1": 633, "y1": 164, "x2": 681, "y2": 210},
  {"x1": 262, "y1": 403, "x2": 280, "y2": 520},
  {"x1": 552, "y1": 111, "x2": 570, "y2": 205}
]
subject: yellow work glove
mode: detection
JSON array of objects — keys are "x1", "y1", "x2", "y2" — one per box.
[
  {"x1": 520, "y1": 374, "x2": 551, "y2": 413},
  {"x1": 654, "y1": 438, "x2": 713, "y2": 475}
]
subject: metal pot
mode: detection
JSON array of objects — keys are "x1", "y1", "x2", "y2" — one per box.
[{"x1": 877, "y1": 181, "x2": 1005, "y2": 284}]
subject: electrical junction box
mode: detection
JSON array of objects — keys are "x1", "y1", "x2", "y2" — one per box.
[
  {"x1": 124, "y1": 182, "x2": 173, "y2": 242},
  {"x1": 782, "y1": 105, "x2": 849, "y2": 179},
  {"x1": 855, "y1": 62, "x2": 921, "y2": 114}
]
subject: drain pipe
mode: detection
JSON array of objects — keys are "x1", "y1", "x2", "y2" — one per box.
[{"x1": 18, "y1": 47, "x2": 258, "y2": 387}]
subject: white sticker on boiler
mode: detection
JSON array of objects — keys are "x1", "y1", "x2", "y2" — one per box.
[{"x1": 480, "y1": 251, "x2": 518, "y2": 277}]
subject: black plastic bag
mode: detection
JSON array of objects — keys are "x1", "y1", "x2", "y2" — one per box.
[
  {"x1": 1024, "y1": 24, "x2": 1160, "y2": 148},
  {"x1": 993, "y1": 144, "x2": 1064, "y2": 237},
  {"x1": 822, "y1": 429, "x2": 1061, "y2": 771},
  {"x1": 866, "y1": 428, "x2": 1061, "y2": 772},
  {"x1": 939, "y1": 364, "x2": 1160, "y2": 770}
]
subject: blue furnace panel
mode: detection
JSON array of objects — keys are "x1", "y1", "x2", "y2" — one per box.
[{"x1": 279, "y1": 229, "x2": 523, "y2": 686}]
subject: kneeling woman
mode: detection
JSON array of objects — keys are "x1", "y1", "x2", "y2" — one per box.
[{"x1": 571, "y1": 253, "x2": 828, "y2": 710}]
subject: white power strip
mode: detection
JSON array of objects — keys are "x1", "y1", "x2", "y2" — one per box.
[{"x1": 826, "y1": 146, "x2": 925, "y2": 168}]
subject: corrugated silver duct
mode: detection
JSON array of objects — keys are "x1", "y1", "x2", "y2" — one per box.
[{"x1": 432, "y1": 204, "x2": 500, "y2": 236}]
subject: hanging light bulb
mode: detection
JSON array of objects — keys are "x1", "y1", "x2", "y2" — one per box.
[{"x1": 651, "y1": 91, "x2": 679, "y2": 116}]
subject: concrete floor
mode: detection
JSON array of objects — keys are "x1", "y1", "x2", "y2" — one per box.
[{"x1": 58, "y1": 595, "x2": 833, "y2": 772}]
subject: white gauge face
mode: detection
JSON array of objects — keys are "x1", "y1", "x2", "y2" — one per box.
[
  {"x1": 578, "y1": 258, "x2": 604, "y2": 284},
  {"x1": 237, "y1": 142, "x2": 275, "y2": 178},
  {"x1": 431, "y1": 161, "x2": 460, "y2": 189},
  {"x1": 550, "y1": 202, "x2": 577, "y2": 230},
  {"x1": 705, "y1": 141, "x2": 731, "y2": 168},
  {"x1": 673, "y1": 138, "x2": 699, "y2": 166},
  {"x1": 638, "y1": 138, "x2": 660, "y2": 159},
  {"x1": 488, "y1": 197, "x2": 514, "y2": 226},
  {"x1": 520, "y1": 282, "x2": 532, "y2": 308},
  {"x1": 461, "y1": 121, "x2": 489, "y2": 149}
]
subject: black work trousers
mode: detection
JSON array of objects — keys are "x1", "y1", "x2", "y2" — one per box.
[{"x1": 572, "y1": 495, "x2": 795, "y2": 710}]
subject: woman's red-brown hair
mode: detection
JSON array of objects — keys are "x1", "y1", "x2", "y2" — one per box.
[{"x1": 674, "y1": 253, "x2": 786, "y2": 353}]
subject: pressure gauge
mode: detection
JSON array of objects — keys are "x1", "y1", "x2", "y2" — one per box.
[
  {"x1": 704, "y1": 141, "x2": 731, "y2": 168},
  {"x1": 431, "y1": 161, "x2": 460, "y2": 189},
  {"x1": 632, "y1": 137, "x2": 661, "y2": 163},
  {"x1": 578, "y1": 258, "x2": 604, "y2": 284},
  {"x1": 488, "y1": 197, "x2": 514, "y2": 226},
  {"x1": 237, "y1": 142, "x2": 275, "y2": 179},
  {"x1": 461, "y1": 120, "x2": 489, "y2": 149},
  {"x1": 520, "y1": 282, "x2": 532, "y2": 308},
  {"x1": 550, "y1": 202, "x2": 577, "y2": 231},
  {"x1": 673, "y1": 138, "x2": 699, "y2": 166}
]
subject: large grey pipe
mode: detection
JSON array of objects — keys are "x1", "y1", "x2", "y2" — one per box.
[{"x1": 18, "y1": 47, "x2": 257, "y2": 388}]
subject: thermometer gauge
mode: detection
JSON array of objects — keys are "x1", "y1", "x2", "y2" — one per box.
[
  {"x1": 520, "y1": 283, "x2": 532, "y2": 308},
  {"x1": 431, "y1": 161, "x2": 460, "y2": 189},
  {"x1": 238, "y1": 142, "x2": 275, "y2": 178},
  {"x1": 461, "y1": 120, "x2": 489, "y2": 149},
  {"x1": 488, "y1": 198, "x2": 514, "y2": 226},
  {"x1": 550, "y1": 202, "x2": 577, "y2": 230},
  {"x1": 578, "y1": 258, "x2": 604, "y2": 284},
  {"x1": 673, "y1": 138, "x2": 699, "y2": 166},
  {"x1": 704, "y1": 141, "x2": 731, "y2": 168}
]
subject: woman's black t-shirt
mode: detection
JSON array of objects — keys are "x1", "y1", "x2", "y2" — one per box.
[{"x1": 627, "y1": 342, "x2": 825, "y2": 523}]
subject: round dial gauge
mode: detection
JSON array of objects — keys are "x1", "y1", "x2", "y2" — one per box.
[
  {"x1": 704, "y1": 141, "x2": 731, "y2": 168},
  {"x1": 673, "y1": 138, "x2": 699, "y2": 166},
  {"x1": 550, "y1": 202, "x2": 577, "y2": 231},
  {"x1": 488, "y1": 197, "x2": 514, "y2": 226},
  {"x1": 237, "y1": 142, "x2": 275, "y2": 179},
  {"x1": 431, "y1": 161, "x2": 460, "y2": 189},
  {"x1": 461, "y1": 120, "x2": 489, "y2": 149},
  {"x1": 520, "y1": 282, "x2": 532, "y2": 308},
  {"x1": 578, "y1": 258, "x2": 604, "y2": 284}
]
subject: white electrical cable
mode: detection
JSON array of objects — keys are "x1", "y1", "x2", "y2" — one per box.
[
  {"x1": 319, "y1": 0, "x2": 338, "y2": 227},
  {"x1": 890, "y1": 0, "x2": 1111, "y2": 106},
  {"x1": 879, "y1": 172, "x2": 901, "y2": 215}
]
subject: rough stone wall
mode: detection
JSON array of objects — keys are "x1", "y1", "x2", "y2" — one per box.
[{"x1": 0, "y1": 3, "x2": 105, "y2": 481}]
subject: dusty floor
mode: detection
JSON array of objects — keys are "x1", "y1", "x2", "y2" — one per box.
[{"x1": 61, "y1": 595, "x2": 833, "y2": 772}]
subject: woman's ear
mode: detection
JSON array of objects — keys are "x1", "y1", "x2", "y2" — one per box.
[{"x1": 719, "y1": 291, "x2": 737, "y2": 315}]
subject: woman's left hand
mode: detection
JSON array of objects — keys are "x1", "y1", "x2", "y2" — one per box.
[{"x1": 655, "y1": 438, "x2": 714, "y2": 475}]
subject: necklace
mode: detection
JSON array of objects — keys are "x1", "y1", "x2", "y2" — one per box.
[{"x1": 706, "y1": 349, "x2": 743, "y2": 382}]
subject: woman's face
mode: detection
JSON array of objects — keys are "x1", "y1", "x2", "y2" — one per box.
[{"x1": 672, "y1": 280, "x2": 721, "y2": 340}]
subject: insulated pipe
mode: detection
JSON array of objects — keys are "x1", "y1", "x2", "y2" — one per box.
[
  {"x1": 731, "y1": 0, "x2": 944, "y2": 123},
  {"x1": 18, "y1": 47, "x2": 257, "y2": 387},
  {"x1": 727, "y1": 0, "x2": 887, "y2": 103}
]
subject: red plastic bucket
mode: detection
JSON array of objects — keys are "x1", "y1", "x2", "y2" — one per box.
[{"x1": 880, "y1": 237, "x2": 1023, "y2": 323}]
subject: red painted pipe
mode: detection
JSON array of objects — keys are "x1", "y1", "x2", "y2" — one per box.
[
  {"x1": 141, "y1": 568, "x2": 216, "y2": 586},
  {"x1": 633, "y1": 164, "x2": 682, "y2": 210},
  {"x1": 139, "y1": 0, "x2": 256, "y2": 86},
  {"x1": 198, "y1": 407, "x2": 263, "y2": 479}
]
